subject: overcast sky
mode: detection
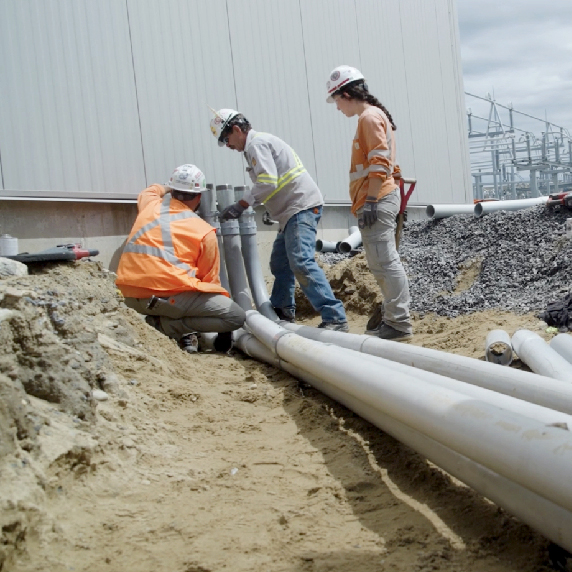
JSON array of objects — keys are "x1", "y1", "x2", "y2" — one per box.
[{"x1": 456, "y1": 0, "x2": 572, "y2": 136}]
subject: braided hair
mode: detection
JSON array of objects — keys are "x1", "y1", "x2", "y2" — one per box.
[{"x1": 336, "y1": 81, "x2": 396, "y2": 131}]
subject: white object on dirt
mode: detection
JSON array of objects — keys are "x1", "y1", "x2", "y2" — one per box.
[
  {"x1": 92, "y1": 389, "x2": 109, "y2": 401},
  {"x1": 485, "y1": 329, "x2": 513, "y2": 366},
  {"x1": 512, "y1": 329, "x2": 572, "y2": 383},
  {"x1": 0, "y1": 234, "x2": 18, "y2": 256},
  {"x1": 551, "y1": 333, "x2": 572, "y2": 365}
]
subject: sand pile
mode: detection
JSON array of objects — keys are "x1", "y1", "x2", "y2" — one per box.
[{"x1": 0, "y1": 253, "x2": 568, "y2": 571}]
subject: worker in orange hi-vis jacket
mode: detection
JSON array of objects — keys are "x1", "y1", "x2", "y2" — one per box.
[
  {"x1": 326, "y1": 65, "x2": 412, "y2": 341},
  {"x1": 116, "y1": 164, "x2": 246, "y2": 354}
]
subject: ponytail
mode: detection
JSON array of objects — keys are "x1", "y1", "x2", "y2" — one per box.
[{"x1": 337, "y1": 81, "x2": 396, "y2": 130}]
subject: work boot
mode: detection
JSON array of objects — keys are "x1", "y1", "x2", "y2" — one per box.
[
  {"x1": 365, "y1": 305, "x2": 383, "y2": 335},
  {"x1": 377, "y1": 323, "x2": 412, "y2": 341},
  {"x1": 179, "y1": 332, "x2": 199, "y2": 354},
  {"x1": 317, "y1": 321, "x2": 349, "y2": 333},
  {"x1": 213, "y1": 331, "x2": 233, "y2": 353},
  {"x1": 273, "y1": 307, "x2": 295, "y2": 323}
]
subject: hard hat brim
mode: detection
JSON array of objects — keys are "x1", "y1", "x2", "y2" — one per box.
[{"x1": 326, "y1": 95, "x2": 335, "y2": 103}]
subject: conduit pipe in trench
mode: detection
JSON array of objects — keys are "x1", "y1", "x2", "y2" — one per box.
[
  {"x1": 512, "y1": 329, "x2": 572, "y2": 383},
  {"x1": 199, "y1": 184, "x2": 230, "y2": 292},
  {"x1": 425, "y1": 204, "x2": 475, "y2": 219},
  {"x1": 474, "y1": 196, "x2": 548, "y2": 217},
  {"x1": 234, "y1": 186, "x2": 278, "y2": 321},
  {"x1": 551, "y1": 334, "x2": 572, "y2": 365},
  {"x1": 216, "y1": 185, "x2": 253, "y2": 311},
  {"x1": 243, "y1": 312, "x2": 572, "y2": 526},
  {"x1": 282, "y1": 323, "x2": 572, "y2": 415},
  {"x1": 234, "y1": 329, "x2": 572, "y2": 551}
]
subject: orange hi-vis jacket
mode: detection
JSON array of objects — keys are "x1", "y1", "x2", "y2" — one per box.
[
  {"x1": 349, "y1": 106, "x2": 401, "y2": 216},
  {"x1": 116, "y1": 184, "x2": 228, "y2": 299}
]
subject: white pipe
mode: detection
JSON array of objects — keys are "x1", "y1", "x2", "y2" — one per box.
[
  {"x1": 315, "y1": 239, "x2": 337, "y2": 253},
  {"x1": 217, "y1": 185, "x2": 253, "y2": 312},
  {"x1": 474, "y1": 196, "x2": 548, "y2": 217},
  {"x1": 234, "y1": 327, "x2": 572, "y2": 551},
  {"x1": 551, "y1": 334, "x2": 572, "y2": 365},
  {"x1": 283, "y1": 323, "x2": 572, "y2": 415},
  {"x1": 426, "y1": 204, "x2": 475, "y2": 219},
  {"x1": 337, "y1": 345, "x2": 572, "y2": 427},
  {"x1": 485, "y1": 329, "x2": 513, "y2": 366},
  {"x1": 338, "y1": 227, "x2": 362, "y2": 254},
  {"x1": 246, "y1": 312, "x2": 572, "y2": 514},
  {"x1": 512, "y1": 330, "x2": 572, "y2": 383},
  {"x1": 234, "y1": 187, "x2": 278, "y2": 321}
]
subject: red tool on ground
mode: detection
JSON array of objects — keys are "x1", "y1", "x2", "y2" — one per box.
[
  {"x1": 546, "y1": 191, "x2": 572, "y2": 210},
  {"x1": 395, "y1": 177, "x2": 417, "y2": 249},
  {"x1": 6, "y1": 243, "x2": 99, "y2": 264}
]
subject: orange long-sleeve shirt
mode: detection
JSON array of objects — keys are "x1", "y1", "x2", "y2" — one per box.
[{"x1": 349, "y1": 106, "x2": 400, "y2": 216}]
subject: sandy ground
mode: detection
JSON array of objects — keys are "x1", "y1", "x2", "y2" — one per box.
[{"x1": 0, "y1": 260, "x2": 568, "y2": 572}]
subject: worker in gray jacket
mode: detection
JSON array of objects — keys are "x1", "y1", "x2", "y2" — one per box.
[{"x1": 210, "y1": 108, "x2": 348, "y2": 331}]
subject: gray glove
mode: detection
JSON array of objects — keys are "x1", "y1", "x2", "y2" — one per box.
[
  {"x1": 219, "y1": 202, "x2": 247, "y2": 222},
  {"x1": 362, "y1": 197, "x2": 379, "y2": 228}
]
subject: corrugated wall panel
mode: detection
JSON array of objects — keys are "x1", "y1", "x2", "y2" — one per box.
[
  {"x1": 394, "y1": 0, "x2": 468, "y2": 204},
  {"x1": 299, "y1": 0, "x2": 362, "y2": 203},
  {"x1": 353, "y1": 0, "x2": 417, "y2": 193},
  {"x1": 126, "y1": 0, "x2": 245, "y2": 189},
  {"x1": 0, "y1": 0, "x2": 146, "y2": 194},
  {"x1": 225, "y1": 0, "x2": 317, "y2": 185}
]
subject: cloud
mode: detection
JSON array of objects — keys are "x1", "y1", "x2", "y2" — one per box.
[{"x1": 457, "y1": 0, "x2": 572, "y2": 131}]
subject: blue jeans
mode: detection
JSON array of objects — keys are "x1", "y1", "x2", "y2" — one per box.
[{"x1": 269, "y1": 206, "x2": 347, "y2": 323}]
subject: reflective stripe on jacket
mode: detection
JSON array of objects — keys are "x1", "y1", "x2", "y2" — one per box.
[
  {"x1": 116, "y1": 185, "x2": 228, "y2": 299},
  {"x1": 242, "y1": 130, "x2": 324, "y2": 230},
  {"x1": 349, "y1": 106, "x2": 399, "y2": 216}
]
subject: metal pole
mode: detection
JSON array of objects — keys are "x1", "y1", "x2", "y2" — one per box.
[{"x1": 529, "y1": 168, "x2": 538, "y2": 198}]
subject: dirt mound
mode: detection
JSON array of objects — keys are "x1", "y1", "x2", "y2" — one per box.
[{"x1": 0, "y1": 260, "x2": 566, "y2": 572}]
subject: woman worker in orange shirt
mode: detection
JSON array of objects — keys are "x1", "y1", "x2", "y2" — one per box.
[{"x1": 326, "y1": 65, "x2": 412, "y2": 340}]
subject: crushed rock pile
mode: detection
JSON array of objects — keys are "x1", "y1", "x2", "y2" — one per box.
[{"x1": 317, "y1": 206, "x2": 572, "y2": 318}]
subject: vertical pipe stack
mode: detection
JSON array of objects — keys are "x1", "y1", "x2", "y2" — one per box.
[
  {"x1": 217, "y1": 184, "x2": 253, "y2": 311},
  {"x1": 234, "y1": 186, "x2": 278, "y2": 321}
]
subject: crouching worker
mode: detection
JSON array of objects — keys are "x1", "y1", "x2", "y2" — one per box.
[{"x1": 116, "y1": 164, "x2": 246, "y2": 353}]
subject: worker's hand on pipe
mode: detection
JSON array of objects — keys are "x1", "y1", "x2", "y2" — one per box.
[
  {"x1": 219, "y1": 201, "x2": 247, "y2": 222},
  {"x1": 362, "y1": 197, "x2": 379, "y2": 228}
]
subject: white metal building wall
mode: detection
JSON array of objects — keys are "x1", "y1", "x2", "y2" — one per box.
[{"x1": 0, "y1": 0, "x2": 471, "y2": 205}]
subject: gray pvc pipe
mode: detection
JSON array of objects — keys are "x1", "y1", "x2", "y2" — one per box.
[
  {"x1": 283, "y1": 323, "x2": 572, "y2": 415},
  {"x1": 551, "y1": 334, "x2": 572, "y2": 365},
  {"x1": 234, "y1": 327, "x2": 572, "y2": 551},
  {"x1": 235, "y1": 187, "x2": 278, "y2": 321},
  {"x1": 217, "y1": 185, "x2": 253, "y2": 312},
  {"x1": 474, "y1": 196, "x2": 548, "y2": 217},
  {"x1": 485, "y1": 329, "x2": 513, "y2": 366},
  {"x1": 200, "y1": 184, "x2": 229, "y2": 292},
  {"x1": 426, "y1": 204, "x2": 475, "y2": 219},
  {"x1": 316, "y1": 239, "x2": 338, "y2": 253},
  {"x1": 512, "y1": 330, "x2": 572, "y2": 383},
  {"x1": 246, "y1": 312, "x2": 572, "y2": 515},
  {"x1": 338, "y1": 227, "x2": 362, "y2": 254}
]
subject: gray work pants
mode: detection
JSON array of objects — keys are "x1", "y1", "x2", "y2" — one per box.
[
  {"x1": 124, "y1": 291, "x2": 246, "y2": 340},
  {"x1": 358, "y1": 189, "x2": 412, "y2": 334}
]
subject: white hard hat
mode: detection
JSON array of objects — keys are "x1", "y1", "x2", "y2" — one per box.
[
  {"x1": 166, "y1": 164, "x2": 207, "y2": 193},
  {"x1": 209, "y1": 108, "x2": 240, "y2": 146},
  {"x1": 326, "y1": 65, "x2": 365, "y2": 103}
]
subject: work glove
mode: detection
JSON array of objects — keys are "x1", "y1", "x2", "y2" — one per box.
[
  {"x1": 219, "y1": 201, "x2": 247, "y2": 222},
  {"x1": 262, "y1": 210, "x2": 277, "y2": 226},
  {"x1": 362, "y1": 197, "x2": 379, "y2": 228}
]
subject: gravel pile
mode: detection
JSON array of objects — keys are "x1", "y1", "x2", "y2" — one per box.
[{"x1": 319, "y1": 206, "x2": 572, "y2": 317}]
